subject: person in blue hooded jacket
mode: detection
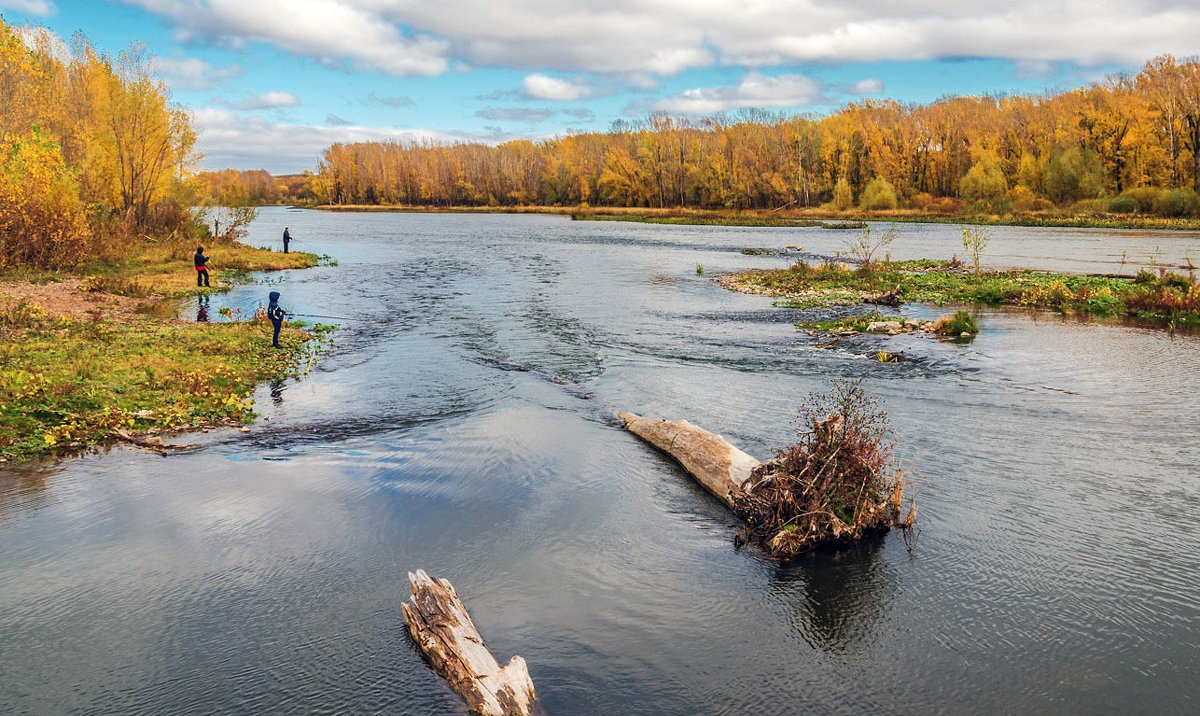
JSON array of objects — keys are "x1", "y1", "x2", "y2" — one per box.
[{"x1": 267, "y1": 291, "x2": 290, "y2": 348}]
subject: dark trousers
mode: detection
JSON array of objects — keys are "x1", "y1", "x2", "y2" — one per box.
[
  {"x1": 283, "y1": 241, "x2": 289, "y2": 254},
  {"x1": 271, "y1": 318, "x2": 283, "y2": 347},
  {"x1": 197, "y1": 268, "x2": 210, "y2": 287}
]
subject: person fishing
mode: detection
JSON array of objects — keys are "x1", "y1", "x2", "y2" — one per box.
[
  {"x1": 194, "y1": 246, "x2": 210, "y2": 287},
  {"x1": 267, "y1": 291, "x2": 290, "y2": 348},
  {"x1": 283, "y1": 227, "x2": 291, "y2": 254}
]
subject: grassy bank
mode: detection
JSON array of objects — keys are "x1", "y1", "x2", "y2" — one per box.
[
  {"x1": 80, "y1": 241, "x2": 321, "y2": 298},
  {"x1": 306, "y1": 202, "x2": 1200, "y2": 231},
  {"x1": 0, "y1": 240, "x2": 329, "y2": 464},
  {"x1": 720, "y1": 259, "x2": 1200, "y2": 328},
  {"x1": 0, "y1": 310, "x2": 329, "y2": 463}
]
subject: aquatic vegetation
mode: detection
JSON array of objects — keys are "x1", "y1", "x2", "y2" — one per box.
[
  {"x1": 930, "y1": 310, "x2": 979, "y2": 336},
  {"x1": 695, "y1": 264, "x2": 704, "y2": 276},
  {"x1": 732, "y1": 380, "x2": 915, "y2": 558},
  {"x1": 724, "y1": 259, "x2": 1199, "y2": 329}
]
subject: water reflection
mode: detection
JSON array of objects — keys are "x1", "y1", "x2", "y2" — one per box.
[
  {"x1": 269, "y1": 379, "x2": 285, "y2": 406},
  {"x1": 0, "y1": 464, "x2": 56, "y2": 526},
  {"x1": 769, "y1": 533, "x2": 897, "y2": 655},
  {"x1": 195, "y1": 295, "x2": 210, "y2": 322}
]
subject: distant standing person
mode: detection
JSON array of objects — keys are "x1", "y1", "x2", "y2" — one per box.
[
  {"x1": 267, "y1": 291, "x2": 290, "y2": 348},
  {"x1": 194, "y1": 246, "x2": 210, "y2": 287},
  {"x1": 283, "y1": 227, "x2": 291, "y2": 254}
]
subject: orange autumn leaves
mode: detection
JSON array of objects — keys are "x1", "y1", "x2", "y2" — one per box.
[{"x1": 0, "y1": 19, "x2": 197, "y2": 271}]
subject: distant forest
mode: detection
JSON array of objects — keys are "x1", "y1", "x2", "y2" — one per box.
[{"x1": 287, "y1": 55, "x2": 1200, "y2": 217}]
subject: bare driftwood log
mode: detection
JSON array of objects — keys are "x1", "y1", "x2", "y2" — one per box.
[
  {"x1": 618, "y1": 412, "x2": 761, "y2": 508},
  {"x1": 863, "y1": 285, "x2": 902, "y2": 307},
  {"x1": 402, "y1": 570, "x2": 537, "y2": 716}
]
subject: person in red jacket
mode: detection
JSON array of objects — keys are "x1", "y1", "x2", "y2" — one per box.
[{"x1": 194, "y1": 246, "x2": 210, "y2": 287}]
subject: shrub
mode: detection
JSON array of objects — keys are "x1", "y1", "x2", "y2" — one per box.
[
  {"x1": 1072, "y1": 198, "x2": 1110, "y2": 215},
  {"x1": 0, "y1": 131, "x2": 90, "y2": 271},
  {"x1": 859, "y1": 177, "x2": 898, "y2": 210},
  {"x1": 960, "y1": 152, "x2": 1007, "y2": 204},
  {"x1": 1044, "y1": 147, "x2": 1105, "y2": 204},
  {"x1": 843, "y1": 223, "x2": 897, "y2": 270},
  {"x1": 1007, "y1": 185, "x2": 1039, "y2": 212},
  {"x1": 931, "y1": 310, "x2": 979, "y2": 336},
  {"x1": 0, "y1": 299, "x2": 48, "y2": 328},
  {"x1": 1108, "y1": 196, "x2": 1138, "y2": 214},
  {"x1": 80, "y1": 275, "x2": 151, "y2": 297},
  {"x1": 961, "y1": 225, "x2": 992, "y2": 275},
  {"x1": 1121, "y1": 187, "x2": 1159, "y2": 213},
  {"x1": 928, "y1": 196, "x2": 965, "y2": 213},
  {"x1": 910, "y1": 192, "x2": 934, "y2": 210},
  {"x1": 1153, "y1": 188, "x2": 1199, "y2": 217},
  {"x1": 732, "y1": 380, "x2": 915, "y2": 558},
  {"x1": 832, "y1": 176, "x2": 854, "y2": 211}
]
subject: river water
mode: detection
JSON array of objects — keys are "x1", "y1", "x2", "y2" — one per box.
[{"x1": 2, "y1": 208, "x2": 1198, "y2": 714}]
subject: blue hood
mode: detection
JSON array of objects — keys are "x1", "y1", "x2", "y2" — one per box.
[{"x1": 268, "y1": 291, "x2": 280, "y2": 305}]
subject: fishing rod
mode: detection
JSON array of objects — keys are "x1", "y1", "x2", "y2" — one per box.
[{"x1": 287, "y1": 312, "x2": 385, "y2": 323}]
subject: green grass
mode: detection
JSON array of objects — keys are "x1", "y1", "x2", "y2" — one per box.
[
  {"x1": 0, "y1": 316, "x2": 332, "y2": 463},
  {"x1": 0, "y1": 241, "x2": 325, "y2": 299},
  {"x1": 728, "y1": 259, "x2": 1200, "y2": 328},
  {"x1": 931, "y1": 310, "x2": 979, "y2": 336}
]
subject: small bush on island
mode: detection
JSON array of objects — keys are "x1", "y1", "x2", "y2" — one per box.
[
  {"x1": 732, "y1": 380, "x2": 915, "y2": 558},
  {"x1": 931, "y1": 310, "x2": 979, "y2": 336}
]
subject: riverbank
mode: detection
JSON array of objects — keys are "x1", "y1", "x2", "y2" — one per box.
[
  {"x1": 0, "y1": 241, "x2": 327, "y2": 464},
  {"x1": 718, "y1": 259, "x2": 1200, "y2": 329},
  {"x1": 305, "y1": 203, "x2": 1200, "y2": 231}
]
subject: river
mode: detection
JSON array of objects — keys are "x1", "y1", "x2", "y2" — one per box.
[{"x1": 2, "y1": 208, "x2": 1198, "y2": 714}]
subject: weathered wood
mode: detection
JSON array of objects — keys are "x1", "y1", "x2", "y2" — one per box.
[
  {"x1": 618, "y1": 412, "x2": 761, "y2": 508},
  {"x1": 401, "y1": 570, "x2": 536, "y2": 716}
]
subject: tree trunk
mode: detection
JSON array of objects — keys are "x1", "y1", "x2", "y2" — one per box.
[
  {"x1": 402, "y1": 570, "x2": 537, "y2": 716},
  {"x1": 618, "y1": 412, "x2": 760, "y2": 508}
]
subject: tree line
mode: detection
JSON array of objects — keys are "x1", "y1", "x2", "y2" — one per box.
[
  {"x1": 306, "y1": 55, "x2": 1200, "y2": 218},
  {"x1": 0, "y1": 19, "x2": 196, "y2": 271}
]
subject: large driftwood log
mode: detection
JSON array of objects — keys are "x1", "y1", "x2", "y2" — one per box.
[
  {"x1": 402, "y1": 570, "x2": 537, "y2": 716},
  {"x1": 618, "y1": 412, "x2": 761, "y2": 508}
]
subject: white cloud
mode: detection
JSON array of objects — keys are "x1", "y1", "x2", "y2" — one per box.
[
  {"x1": 0, "y1": 0, "x2": 55, "y2": 17},
  {"x1": 124, "y1": 1, "x2": 1200, "y2": 77},
  {"x1": 520, "y1": 73, "x2": 593, "y2": 101},
  {"x1": 192, "y1": 108, "x2": 528, "y2": 172},
  {"x1": 125, "y1": 0, "x2": 449, "y2": 77},
  {"x1": 847, "y1": 78, "x2": 884, "y2": 94},
  {"x1": 232, "y1": 91, "x2": 301, "y2": 110},
  {"x1": 152, "y1": 57, "x2": 243, "y2": 90},
  {"x1": 654, "y1": 72, "x2": 822, "y2": 114},
  {"x1": 476, "y1": 107, "x2": 554, "y2": 122}
]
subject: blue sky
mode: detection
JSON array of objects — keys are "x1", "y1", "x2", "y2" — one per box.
[{"x1": 3, "y1": 0, "x2": 1196, "y2": 173}]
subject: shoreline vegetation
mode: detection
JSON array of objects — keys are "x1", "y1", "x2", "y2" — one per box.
[
  {"x1": 305, "y1": 203, "x2": 1200, "y2": 231},
  {"x1": 288, "y1": 55, "x2": 1200, "y2": 235},
  {"x1": 0, "y1": 19, "x2": 330, "y2": 466},
  {"x1": 717, "y1": 257, "x2": 1200, "y2": 330},
  {"x1": 0, "y1": 241, "x2": 326, "y2": 465}
]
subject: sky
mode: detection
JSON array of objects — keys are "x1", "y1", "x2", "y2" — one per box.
[{"x1": 3, "y1": 1, "x2": 1199, "y2": 174}]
